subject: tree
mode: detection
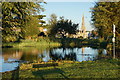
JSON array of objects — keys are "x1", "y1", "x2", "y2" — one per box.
[
  {"x1": 48, "y1": 13, "x2": 57, "y2": 25},
  {"x1": 21, "y1": 16, "x2": 40, "y2": 39},
  {"x1": 91, "y1": 30, "x2": 98, "y2": 38},
  {"x1": 2, "y1": 2, "x2": 46, "y2": 42},
  {"x1": 91, "y1": 2, "x2": 120, "y2": 40},
  {"x1": 21, "y1": 14, "x2": 46, "y2": 39},
  {"x1": 47, "y1": 13, "x2": 58, "y2": 34},
  {"x1": 35, "y1": 15, "x2": 46, "y2": 27},
  {"x1": 49, "y1": 17, "x2": 79, "y2": 38},
  {"x1": 91, "y1": 1, "x2": 120, "y2": 55}
]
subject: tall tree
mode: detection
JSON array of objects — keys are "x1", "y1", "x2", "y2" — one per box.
[
  {"x1": 21, "y1": 16, "x2": 40, "y2": 39},
  {"x1": 2, "y1": 2, "x2": 46, "y2": 42},
  {"x1": 91, "y1": 2, "x2": 120, "y2": 40},
  {"x1": 48, "y1": 13, "x2": 57, "y2": 25},
  {"x1": 91, "y1": 1, "x2": 120, "y2": 52},
  {"x1": 47, "y1": 13, "x2": 57, "y2": 34}
]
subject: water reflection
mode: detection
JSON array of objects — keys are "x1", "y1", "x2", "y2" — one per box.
[
  {"x1": 49, "y1": 48, "x2": 77, "y2": 61},
  {"x1": 1, "y1": 47, "x2": 107, "y2": 72},
  {"x1": 49, "y1": 47, "x2": 100, "y2": 62}
]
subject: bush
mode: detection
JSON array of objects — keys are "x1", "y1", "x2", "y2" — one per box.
[{"x1": 3, "y1": 35, "x2": 17, "y2": 42}]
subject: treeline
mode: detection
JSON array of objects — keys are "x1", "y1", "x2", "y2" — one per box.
[
  {"x1": 1, "y1": 2, "x2": 120, "y2": 50},
  {"x1": 1, "y1": 2, "x2": 79, "y2": 43}
]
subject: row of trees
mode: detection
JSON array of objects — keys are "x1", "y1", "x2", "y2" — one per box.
[
  {"x1": 2, "y1": 2, "x2": 46, "y2": 42},
  {"x1": 2, "y1": 2, "x2": 79, "y2": 42},
  {"x1": 91, "y1": 2, "x2": 120, "y2": 51}
]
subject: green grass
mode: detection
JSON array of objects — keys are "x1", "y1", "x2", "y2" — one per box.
[
  {"x1": 2, "y1": 38, "x2": 61, "y2": 48},
  {"x1": 50, "y1": 38, "x2": 108, "y2": 48},
  {"x1": 2, "y1": 59, "x2": 120, "y2": 79},
  {"x1": 2, "y1": 37, "x2": 108, "y2": 48}
]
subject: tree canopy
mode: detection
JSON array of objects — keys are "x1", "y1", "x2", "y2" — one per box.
[
  {"x1": 2, "y1": 2, "x2": 46, "y2": 42},
  {"x1": 91, "y1": 1, "x2": 120, "y2": 49},
  {"x1": 91, "y1": 2, "x2": 120, "y2": 39},
  {"x1": 49, "y1": 16, "x2": 79, "y2": 37}
]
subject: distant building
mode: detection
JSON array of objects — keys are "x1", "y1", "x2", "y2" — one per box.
[
  {"x1": 51, "y1": 15, "x2": 91, "y2": 38},
  {"x1": 56, "y1": 15, "x2": 90, "y2": 38},
  {"x1": 38, "y1": 27, "x2": 47, "y2": 36},
  {"x1": 76, "y1": 15, "x2": 89, "y2": 38},
  {"x1": 88, "y1": 31, "x2": 92, "y2": 39}
]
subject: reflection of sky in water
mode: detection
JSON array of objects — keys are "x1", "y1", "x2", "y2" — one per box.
[
  {"x1": 42, "y1": 50, "x2": 51, "y2": 62},
  {"x1": 76, "y1": 48, "x2": 96, "y2": 61},
  {"x1": 50, "y1": 47, "x2": 107, "y2": 62},
  {"x1": 76, "y1": 47, "x2": 98, "y2": 62},
  {"x1": 0, "y1": 58, "x2": 19, "y2": 72},
  {"x1": 1, "y1": 47, "x2": 107, "y2": 72},
  {"x1": 103, "y1": 50, "x2": 107, "y2": 55},
  {"x1": 0, "y1": 55, "x2": 2, "y2": 72}
]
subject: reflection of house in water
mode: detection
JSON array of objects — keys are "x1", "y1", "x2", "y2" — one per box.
[
  {"x1": 2, "y1": 48, "x2": 51, "y2": 62},
  {"x1": 2, "y1": 48, "x2": 107, "y2": 63},
  {"x1": 82, "y1": 48, "x2": 84, "y2": 54},
  {"x1": 82, "y1": 48, "x2": 84, "y2": 60},
  {"x1": 81, "y1": 48, "x2": 91, "y2": 61},
  {"x1": 3, "y1": 50, "x2": 23, "y2": 61},
  {"x1": 50, "y1": 47, "x2": 98, "y2": 61},
  {"x1": 76, "y1": 47, "x2": 99, "y2": 61}
]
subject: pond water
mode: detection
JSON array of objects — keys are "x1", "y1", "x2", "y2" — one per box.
[{"x1": 1, "y1": 47, "x2": 107, "y2": 72}]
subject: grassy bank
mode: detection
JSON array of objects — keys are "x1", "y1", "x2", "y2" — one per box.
[
  {"x1": 50, "y1": 38, "x2": 108, "y2": 49},
  {"x1": 2, "y1": 37, "x2": 61, "y2": 48},
  {"x1": 2, "y1": 59, "x2": 119, "y2": 79},
  {"x1": 2, "y1": 37, "x2": 108, "y2": 49}
]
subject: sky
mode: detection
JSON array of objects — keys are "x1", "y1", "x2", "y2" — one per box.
[
  {"x1": 41, "y1": 2, "x2": 96, "y2": 31},
  {"x1": 44, "y1": 0, "x2": 99, "y2": 2}
]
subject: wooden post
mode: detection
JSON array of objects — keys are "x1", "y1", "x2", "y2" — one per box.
[{"x1": 112, "y1": 24, "x2": 115, "y2": 59}]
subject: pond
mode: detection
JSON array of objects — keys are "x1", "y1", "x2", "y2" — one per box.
[{"x1": 1, "y1": 47, "x2": 107, "y2": 72}]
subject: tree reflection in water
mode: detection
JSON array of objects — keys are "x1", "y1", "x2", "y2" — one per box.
[
  {"x1": 2, "y1": 47, "x2": 108, "y2": 72},
  {"x1": 49, "y1": 47, "x2": 77, "y2": 61}
]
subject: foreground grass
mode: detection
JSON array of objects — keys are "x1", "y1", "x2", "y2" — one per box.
[{"x1": 2, "y1": 59, "x2": 119, "y2": 79}]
